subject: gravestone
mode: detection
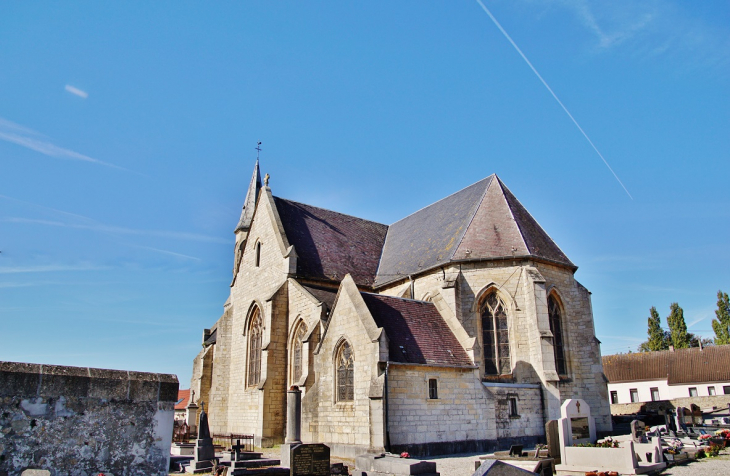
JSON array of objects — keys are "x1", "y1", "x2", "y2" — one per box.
[
  {"x1": 187, "y1": 403, "x2": 216, "y2": 473},
  {"x1": 290, "y1": 443, "x2": 330, "y2": 476},
  {"x1": 472, "y1": 460, "x2": 537, "y2": 476},
  {"x1": 557, "y1": 399, "x2": 596, "y2": 466},
  {"x1": 630, "y1": 420, "x2": 647, "y2": 444},
  {"x1": 21, "y1": 471, "x2": 51, "y2": 476},
  {"x1": 545, "y1": 420, "x2": 560, "y2": 464}
]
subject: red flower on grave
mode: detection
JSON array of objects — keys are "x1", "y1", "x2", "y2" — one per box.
[{"x1": 400, "y1": 452, "x2": 410, "y2": 458}]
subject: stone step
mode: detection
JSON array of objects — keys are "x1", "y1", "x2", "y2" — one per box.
[
  {"x1": 231, "y1": 468, "x2": 289, "y2": 476},
  {"x1": 232, "y1": 458, "x2": 281, "y2": 469},
  {"x1": 232, "y1": 451, "x2": 264, "y2": 460}
]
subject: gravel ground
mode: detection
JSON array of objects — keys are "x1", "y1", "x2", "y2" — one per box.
[
  {"x1": 245, "y1": 446, "x2": 730, "y2": 476},
  {"x1": 657, "y1": 451, "x2": 730, "y2": 476}
]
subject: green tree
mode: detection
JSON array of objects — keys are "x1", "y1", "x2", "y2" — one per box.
[
  {"x1": 667, "y1": 303, "x2": 690, "y2": 349},
  {"x1": 646, "y1": 306, "x2": 668, "y2": 351},
  {"x1": 712, "y1": 290, "x2": 730, "y2": 345}
]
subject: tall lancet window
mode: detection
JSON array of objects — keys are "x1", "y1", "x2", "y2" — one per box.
[
  {"x1": 481, "y1": 291, "x2": 511, "y2": 375},
  {"x1": 291, "y1": 321, "x2": 307, "y2": 384},
  {"x1": 247, "y1": 308, "x2": 262, "y2": 387},
  {"x1": 336, "y1": 341, "x2": 354, "y2": 402},
  {"x1": 548, "y1": 294, "x2": 567, "y2": 375}
]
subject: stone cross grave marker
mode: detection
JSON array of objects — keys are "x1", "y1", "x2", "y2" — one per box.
[
  {"x1": 290, "y1": 443, "x2": 330, "y2": 476},
  {"x1": 557, "y1": 398, "x2": 596, "y2": 465}
]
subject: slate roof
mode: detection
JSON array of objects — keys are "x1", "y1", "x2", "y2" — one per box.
[
  {"x1": 204, "y1": 328, "x2": 217, "y2": 346},
  {"x1": 235, "y1": 160, "x2": 262, "y2": 232},
  {"x1": 360, "y1": 293, "x2": 473, "y2": 367},
  {"x1": 300, "y1": 284, "x2": 338, "y2": 311},
  {"x1": 602, "y1": 345, "x2": 730, "y2": 385},
  {"x1": 274, "y1": 197, "x2": 389, "y2": 288},
  {"x1": 175, "y1": 389, "x2": 190, "y2": 410},
  {"x1": 374, "y1": 175, "x2": 574, "y2": 286}
]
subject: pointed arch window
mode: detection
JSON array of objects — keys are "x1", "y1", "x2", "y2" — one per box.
[
  {"x1": 335, "y1": 341, "x2": 354, "y2": 402},
  {"x1": 247, "y1": 307, "x2": 262, "y2": 387},
  {"x1": 291, "y1": 321, "x2": 307, "y2": 384},
  {"x1": 481, "y1": 291, "x2": 511, "y2": 375},
  {"x1": 548, "y1": 294, "x2": 567, "y2": 375}
]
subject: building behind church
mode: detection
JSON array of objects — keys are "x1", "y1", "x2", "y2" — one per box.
[{"x1": 190, "y1": 162, "x2": 612, "y2": 456}]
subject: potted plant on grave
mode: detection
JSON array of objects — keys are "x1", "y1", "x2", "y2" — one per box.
[{"x1": 663, "y1": 439, "x2": 683, "y2": 462}]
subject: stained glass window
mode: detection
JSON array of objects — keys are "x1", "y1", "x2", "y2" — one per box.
[
  {"x1": 336, "y1": 341, "x2": 354, "y2": 402},
  {"x1": 481, "y1": 292, "x2": 511, "y2": 375},
  {"x1": 292, "y1": 322, "x2": 307, "y2": 384},
  {"x1": 548, "y1": 294, "x2": 567, "y2": 375},
  {"x1": 247, "y1": 308, "x2": 262, "y2": 387}
]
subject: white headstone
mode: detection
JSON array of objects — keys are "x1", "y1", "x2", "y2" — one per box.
[{"x1": 557, "y1": 399, "x2": 597, "y2": 465}]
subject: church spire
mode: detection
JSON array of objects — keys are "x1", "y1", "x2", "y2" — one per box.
[{"x1": 235, "y1": 156, "x2": 263, "y2": 233}]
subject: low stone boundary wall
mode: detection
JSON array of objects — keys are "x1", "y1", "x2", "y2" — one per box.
[
  {"x1": 610, "y1": 395, "x2": 730, "y2": 416},
  {"x1": 0, "y1": 361, "x2": 178, "y2": 476}
]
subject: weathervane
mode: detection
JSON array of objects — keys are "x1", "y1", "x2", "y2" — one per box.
[{"x1": 255, "y1": 141, "x2": 262, "y2": 160}]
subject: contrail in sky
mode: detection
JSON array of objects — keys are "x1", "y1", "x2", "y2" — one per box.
[{"x1": 475, "y1": 0, "x2": 633, "y2": 199}]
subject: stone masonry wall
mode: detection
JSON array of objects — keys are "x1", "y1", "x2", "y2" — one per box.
[
  {"x1": 610, "y1": 394, "x2": 730, "y2": 416},
  {"x1": 226, "y1": 191, "x2": 291, "y2": 445},
  {"x1": 387, "y1": 365, "x2": 544, "y2": 455},
  {"x1": 535, "y1": 262, "x2": 612, "y2": 432},
  {"x1": 309, "y1": 286, "x2": 382, "y2": 457},
  {"x1": 0, "y1": 361, "x2": 178, "y2": 476},
  {"x1": 207, "y1": 303, "x2": 233, "y2": 435}
]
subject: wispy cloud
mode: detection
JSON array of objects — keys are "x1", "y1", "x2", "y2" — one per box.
[
  {"x1": 523, "y1": 0, "x2": 730, "y2": 66},
  {"x1": 3, "y1": 217, "x2": 228, "y2": 244},
  {"x1": 0, "y1": 117, "x2": 129, "y2": 171},
  {"x1": 65, "y1": 85, "x2": 88, "y2": 99},
  {"x1": 129, "y1": 244, "x2": 202, "y2": 261},
  {"x1": 555, "y1": 0, "x2": 655, "y2": 49},
  {"x1": 475, "y1": 0, "x2": 633, "y2": 199},
  {"x1": 0, "y1": 264, "x2": 105, "y2": 275}
]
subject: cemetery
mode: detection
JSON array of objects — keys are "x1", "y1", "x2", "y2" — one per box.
[{"x1": 2, "y1": 357, "x2": 730, "y2": 476}]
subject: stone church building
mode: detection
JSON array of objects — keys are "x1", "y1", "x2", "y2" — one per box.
[{"x1": 190, "y1": 161, "x2": 612, "y2": 456}]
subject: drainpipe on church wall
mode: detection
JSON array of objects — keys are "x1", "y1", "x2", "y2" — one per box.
[{"x1": 384, "y1": 361, "x2": 391, "y2": 452}]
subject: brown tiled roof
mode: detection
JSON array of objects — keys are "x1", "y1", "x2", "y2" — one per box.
[
  {"x1": 360, "y1": 293, "x2": 473, "y2": 367},
  {"x1": 274, "y1": 198, "x2": 389, "y2": 288},
  {"x1": 175, "y1": 389, "x2": 190, "y2": 410},
  {"x1": 602, "y1": 345, "x2": 730, "y2": 385},
  {"x1": 374, "y1": 175, "x2": 574, "y2": 287}
]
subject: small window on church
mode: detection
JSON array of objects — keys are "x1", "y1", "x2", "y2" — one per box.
[
  {"x1": 291, "y1": 321, "x2": 307, "y2": 384},
  {"x1": 255, "y1": 242, "x2": 262, "y2": 267},
  {"x1": 481, "y1": 291, "x2": 511, "y2": 375},
  {"x1": 509, "y1": 397, "x2": 519, "y2": 417},
  {"x1": 336, "y1": 341, "x2": 354, "y2": 402},
  {"x1": 428, "y1": 379, "x2": 438, "y2": 399},
  {"x1": 247, "y1": 308, "x2": 262, "y2": 387}
]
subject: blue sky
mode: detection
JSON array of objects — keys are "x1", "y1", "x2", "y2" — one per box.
[{"x1": 1, "y1": 1, "x2": 728, "y2": 387}]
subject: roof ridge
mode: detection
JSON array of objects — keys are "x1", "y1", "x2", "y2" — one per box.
[
  {"x1": 273, "y1": 196, "x2": 388, "y2": 227},
  {"x1": 493, "y1": 176, "x2": 529, "y2": 254},
  {"x1": 497, "y1": 176, "x2": 574, "y2": 268},
  {"x1": 360, "y1": 291, "x2": 433, "y2": 304},
  {"x1": 388, "y1": 175, "x2": 495, "y2": 226},
  {"x1": 450, "y1": 175, "x2": 495, "y2": 261}
]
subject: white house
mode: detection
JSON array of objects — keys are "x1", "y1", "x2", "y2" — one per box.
[{"x1": 602, "y1": 345, "x2": 730, "y2": 409}]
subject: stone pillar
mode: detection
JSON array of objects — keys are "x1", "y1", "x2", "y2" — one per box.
[
  {"x1": 281, "y1": 386, "x2": 302, "y2": 468},
  {"x1": 286, "y1": 386, "x2": 302, "y2": 444}
]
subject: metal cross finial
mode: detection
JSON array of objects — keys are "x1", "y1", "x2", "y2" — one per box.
[{"x1": 255, "y1": 141, "x2": 262, "y2": 160}]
